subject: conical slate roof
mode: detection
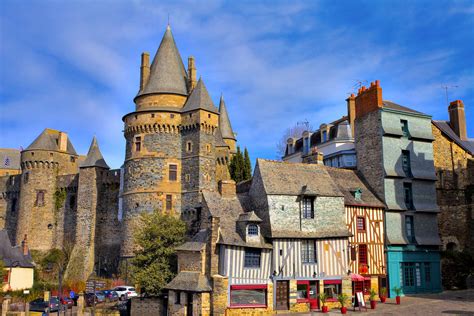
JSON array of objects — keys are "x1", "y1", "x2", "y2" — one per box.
[
  {"x1": 137, "y1": 26, "x2": 188, "y2": 97},
  {"x1": 218, "y1": 95, "x2": 236, "y2": 140},
  {"x1": 215, "y1": 128, "x2": 229, "y2": 148},
  {"x1": 80, "y1": 137, "x2": 109, "y2": 169},
  {"x1": 26, "y1": 128, "x2": 77, "y2": 155},
  {"x1": 182, "y1": 78, "x2": 219, "y2": 114}
]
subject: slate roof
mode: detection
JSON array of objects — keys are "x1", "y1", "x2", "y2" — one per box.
[
  {"x1": 26, "y1": 129, "x2": 77, "y2": 155},
  {"x1": 218, "y1": 95, "x2": 236, "y2": 140},
  {"x1": 80, "y1": 137, "x2": 109, "y2": 169},
  {"x1": 215, "y1": 128, "x2": 229, "y2": 147},
  {"x1": 432, "y1": 120, "x2": 474, "y2": 155},
  {"x1": 202, "y1": 190, "x2": 272, "y2": 249},
  {"x1": 137, "y1": 25, "x2": 188, "y2": 98},
  {"x1": 237, "y1": 211, "x2": 262, "y2": 222},
  {"x1": 175, "y1": 242, "x2": 206, "y2": 252},
  {"x1": 382, "y1": 100, "x2": 427, "y2": 116},
  {"x1": 0, "y1": 230, "x2": 34, "y2": 268},
  {"x1": 0, "y1": 148, "x2": 20, "y2": 170},
  {"x1": 326, "y1": 167, "x2": 385, "y2": 208},
  {"x1": 182, "y1": 79, "x2": 219, "y2": 114},
  {"x1": 165, "y1": 271, "x2": 212, "y2": 292},
  {"x1": 256, "y1": 159, "x2": 343, "y2": 197}
]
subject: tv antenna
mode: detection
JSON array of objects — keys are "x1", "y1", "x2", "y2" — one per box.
[
  {"x1": 353, "y1": 80, "x2": 368, "y2": 90},
  {"x1": 297, "y1": 119, "x2": 310, "y2": 131},
  {"x1": 442, "y1": 85, "x2": 459, "y2": 107}
]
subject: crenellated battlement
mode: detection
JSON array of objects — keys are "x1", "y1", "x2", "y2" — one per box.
[{"x1": 21, "y1": 160, "x2": 59, "y2": 170}]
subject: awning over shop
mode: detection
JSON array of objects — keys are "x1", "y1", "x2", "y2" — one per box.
[{"x1": 351, "y1": 273, "x2": 365, "y2": 282}]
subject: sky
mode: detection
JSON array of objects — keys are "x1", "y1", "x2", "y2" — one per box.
[{"x1": 1, "y1": 0, "x2": 473, "y2": 169}]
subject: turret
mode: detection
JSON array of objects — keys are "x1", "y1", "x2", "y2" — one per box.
[{"x1": 218, "y1": 95, "x2": 237, "y2": 153}]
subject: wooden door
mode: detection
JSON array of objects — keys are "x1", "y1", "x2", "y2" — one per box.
[
  {"x1": 186, "y1": 293, "x2": 193, "y2": 316},
  {"x1": 276, "y1": 280, "x2": 289, "y2": 310}
]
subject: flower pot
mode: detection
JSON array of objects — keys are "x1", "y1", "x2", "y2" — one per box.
[
  {"x1": 322, "y1": 305, "x2": 329, "y2": 313},
  {"x1": 341, "y1": 306, "x2": 347, "y2": 314},
  {"x1": 370, "y1": 300, "x2": 377, "y2": 309},
  {"x1": 396, "y1": 296, "x2": 401, "y2": 305},
  {"x1": 380, "y1": 296, "x2": 386, "y2": 303}
]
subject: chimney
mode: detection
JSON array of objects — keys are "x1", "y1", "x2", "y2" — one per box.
[
  {"x1": 188, "y1": 56, "x2": 197, "y2": 90},
  {"x1": 355, "y1": 80, "x2": 383, "y2": 120},
  {"x1": 140, "y1": 52, "x2": 150, "y2": 91},
  {"x1": 346, "y1": 93, "x2": 356, "y2": 136},
  {"x1": 58, "y1": 132, "x2": 68, "y2": 152},
  {"x1": 448, "y1": 100, "x2": 467, "y2": 140},
  {"x1": 218, "y1": 180, "x2": 236, "y2": 198},
  {"x1": 302, "y1": 149, "x2": 324, "y2": 165},
  {"x1": 21, "y1": 234, "x2": 28, "y2": 256}
]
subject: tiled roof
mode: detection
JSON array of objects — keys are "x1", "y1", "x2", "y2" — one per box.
[
  {"x1": 165, "y1": 271, "x2": 211, "y2": 292},
  {"x1": 326, "y1": 167, "x2": 385, "y2": 208},
  {"x1": 182, "y1": 79, "x2": 219, "y2": 114},
  {"x1": 26, "y1": 128, "x2": 77, "y2": 155},
  {"x1": 0, "y1": 148, "x2": 20, "y2": 170},
  {"x1": 0, "y1": 230, "x2": 34, "y2": 268},
  {"x1": 80, "y1": 137, "x2": 109, "y2": 169},
  {"x1": 202, "y1": 190, "x2": 272, "y2": 249},
  {"x1": 137, "y1": 26, "x2": 188, "y2": 97},
  {"x1": 218, "y1": 95, "x2": 236, "y2": 140},
  {"x1": 432, "y1": 120, "x2": 474, "y2": 155},
  {"x1": 256, "y1": 159, "x2": 343, "y2": 197}
]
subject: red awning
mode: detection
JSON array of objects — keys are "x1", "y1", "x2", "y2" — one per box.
[{"x1": 351, "y1": 273, "x2": 365, "y2": 282}]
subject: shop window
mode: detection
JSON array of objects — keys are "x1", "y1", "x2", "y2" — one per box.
[
  {"x1": 359, "y1": 244, "x2": 367, "y2": 265},
  {"x1": 135, "y1": 136, "x2": 141, "y2": 152},
  {"x1": 35, "y1": 190, "x2": 45, "y2": 207},
  {"x1": 323, "y1": 280, "x2": 341, "y2": 300},
  {"x1": 301, "y1": 240, "x2": 317, "y2": 263},
  {"x1": 169, "y1": 164, "x2": 177, "y2": 181},
  {"x1": 244, "y1": 248, "x2": 261, "y2": 268},
  {"x1": 357, "y1": 217, "x2": 366, "y2": 231},
  {"x1": 247, "y1": 224, "x2": 258, "y2": 236},
  {"x1": 302, "y1": 197, "x2": 314, "y2": 219},
  {"x1": 297, "y1": 282, "x2": 308, "y2": 299},
  {"x1": 166, "y1": 195, "x2": 172, "y2": 211},
  {"x1": 230, "y1": 285, "x2": 266, "y2": 307},
  {"x1": 353, "y1": 280, "x2": 371, "y2": 295}
]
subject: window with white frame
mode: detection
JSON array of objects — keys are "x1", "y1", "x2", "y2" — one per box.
[{"x1": 301, "y1": 240, "x2": 317, "y2": 263}]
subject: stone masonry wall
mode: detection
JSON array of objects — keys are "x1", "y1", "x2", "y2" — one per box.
[
  {"x1": 0, "y1": 174, "x2": 20, "y2": 242},
  {"x1": 432, "y1": 124, "x2": 474, "y2": 253},
  {"x1": 355, "y1": 110, "x2": 384, "y2": 201}
]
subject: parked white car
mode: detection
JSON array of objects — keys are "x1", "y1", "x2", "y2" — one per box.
[{"x1": 112, "y1": 286, "x2": 138, "y2": 300}]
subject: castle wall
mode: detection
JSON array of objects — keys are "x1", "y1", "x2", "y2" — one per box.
[{"x1": 0, "y1": 175, "x2": 21, "y2": 242}]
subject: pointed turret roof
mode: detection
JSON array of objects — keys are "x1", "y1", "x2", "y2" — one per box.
[
  {"x1": 218, "y1": 95, "x2": 236, "y2": 140},
  {"x1": 80, "y1": 137, "x2": 109, "y2": 169},
  {"x1": 137, "y1": 26, "x2": 188, "y2": 98},
  {"x1": 26, "y1": 128, "x2": 77, "y2": 155},
  {"x1": 182, "y1": 78, "x2": 219, "y2": 114},
  {"x1": 215, "y1": 128, "x2": 229, "y2": 147}
]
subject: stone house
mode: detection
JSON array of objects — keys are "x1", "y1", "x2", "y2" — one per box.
[
  {"x1": 354, "y1": 80, "x2": 442, "y2": 297},
  {"x1": 0, "y1": 230, "x2": 34, "y2": 292},
  {"x1": 431, "y1": 100, "x2": 474, "y2": 253}
]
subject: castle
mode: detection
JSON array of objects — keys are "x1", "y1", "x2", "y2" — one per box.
[{"x1": 0, "y1": 25, "x2": 237, "y2": 280}]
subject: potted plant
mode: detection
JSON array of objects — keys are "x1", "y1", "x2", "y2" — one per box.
[
  {"x1": 337, "y1": 293, "x2": 349, "y2": 314},
  {"x1": 379, "y1": 287, "x2": 387, "y2": 303},
  {"x1": 393, "y1": 286, "x2": 402, "y2": 305},
  {"x1": 318, "y1": 292, "x2": 329, "y2": 313},
  {"x1": 369, "y1": 289, "x2": 377, "y2": 309}
]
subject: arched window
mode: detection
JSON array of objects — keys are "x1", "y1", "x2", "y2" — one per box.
[{"x1": 247, "y1": 224, "x2": 258, "y2": 236}]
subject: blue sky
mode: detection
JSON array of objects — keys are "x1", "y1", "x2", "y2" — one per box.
[{"x1": 1, "y1": 0, "x2": 473, "y2": 168}]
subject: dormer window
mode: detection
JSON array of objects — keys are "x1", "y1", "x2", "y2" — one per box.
[
  {"x1": 353, "y1": 188, "x2": 362, "y2": 201},
  {"x1": 248, "y1": 224, "x2": 259, "y2": 236},
  {"x1": 322, "y1": 130, "x2": 327, "y2": 142}
]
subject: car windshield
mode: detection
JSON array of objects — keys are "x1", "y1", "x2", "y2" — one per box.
[
  {"x1": 129, "y1": 288, "x2": 136, "y2": 292},
  {"x1": 115, "y1": 287, "x2": 125, "y2": 291}
]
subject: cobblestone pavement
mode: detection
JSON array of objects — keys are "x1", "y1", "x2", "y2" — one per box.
[{"x1": 279, "y1": 290, "x2": 474, "y2": 315}]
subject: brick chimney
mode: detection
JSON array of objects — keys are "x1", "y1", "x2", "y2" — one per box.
[
  {"x1": 139, "y1": 52, "x2": 150, "y2": 91},
  {"x1": 302, "y1": 149, "x2": 324, "y2": 165},
  {"x1": 218, "y1": 180, "x2": 236, "y2": 198},
  {"x1": 188, "y1": 56, "x2": 197, "y2": 90},
  {"x1": 21, "y1": 234, "x2": 28, "y2": 256},
  {"x1": 58, "y1": 132, "x2": 68, "y2": 152},
  {"x1": 346, "y1": 93, "x2": 356, "y2": 136},
  {"x1": 355, "y1": 80, "x2": 383, "y2": 119},
  {"x1": 448, "y1": 100, "x2": 467, "y2": 140}
]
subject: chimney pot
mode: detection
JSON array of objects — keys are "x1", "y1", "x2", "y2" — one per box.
[
  {"x1": 58, "y1": 132, "x2": 68, "y2": 152},
  {"x1": 21, "y1": 234, "x2": 28, "y2": 256},
  {"x1": 448, "y1": 99, "x2": 467, "y2": 140}
]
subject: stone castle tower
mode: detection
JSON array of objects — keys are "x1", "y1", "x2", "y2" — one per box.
[{"x1": 121, "y1": 25, "x2": 236, "y2": 256}]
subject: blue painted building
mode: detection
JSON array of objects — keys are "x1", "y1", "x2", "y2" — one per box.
[{"x1": 353, "y1": 81, "x2": 442, "y2": 297}]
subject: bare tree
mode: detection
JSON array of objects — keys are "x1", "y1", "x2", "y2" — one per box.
[{"x1": 276, "y1": 122, "x2": 312, "y2": 159}]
